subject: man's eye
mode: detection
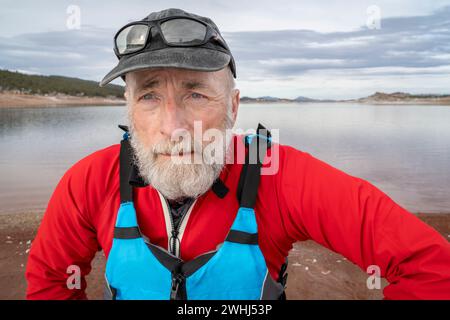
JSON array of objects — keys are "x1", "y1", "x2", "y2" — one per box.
[
  {"x1": 142, "y1": 93, "x2": 157, "y2": 100},
  {"x1": 191, "y1": 92, "x2": 205, "y2": 99}
]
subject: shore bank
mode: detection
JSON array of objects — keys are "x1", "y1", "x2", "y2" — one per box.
[
  {"x1": 0, "y1": 211, "x2": 448, "y2": 300},
  {"x1": 0, "y1": 92, "x2": 125, "y2": 108},
  {"x1": 3, "y1": 92, "x2": 450, "y2": 108}
]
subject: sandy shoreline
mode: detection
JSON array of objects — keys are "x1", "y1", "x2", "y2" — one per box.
[
  {"x1": 0, "y1": 92, "x2": 125, "y2": 108},
  {"x1": 3, "y1": 92, "x2": 450, "y2": 108},
  {"x1": 0, "y1": 211, "x2": 448, "y2": 300}
]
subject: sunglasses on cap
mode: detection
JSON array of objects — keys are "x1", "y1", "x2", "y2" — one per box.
[{"x1": 113, "y1": 16, "x2": 236, "y2": 77}]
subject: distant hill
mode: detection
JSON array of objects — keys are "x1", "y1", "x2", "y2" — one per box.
[
  {"x1": 240, "y1": 92, "x2": 450, "y2": 105},
  {"x1": 294, "y1": 96, "x2": 317, "y2": 102},
  {"x1": 356, "y1": 92, "x2": 450, "y2": 104},
  {"x1": 2, "y1": 70, "x2": 448, "y2": 106},
  {"x1": 257, "y1": 96, "x2": 280, "y2": 101},
  {"x1": 0, "y1": 69, "x2": 124, "y2": 98},
  {"x1": 240, "y1": 95, "x2": 329, "y2": 103},
  {"x1": 240, "y1": 96, "x2": 318, "y2": 103}
]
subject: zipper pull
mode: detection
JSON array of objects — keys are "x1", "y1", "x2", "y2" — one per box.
[
  {"x1": 170, "y1": 273, "x2": 185, "y2": 300},
  {"x1": 169, "y1": 229, "x2": 180, "y2": 255}
]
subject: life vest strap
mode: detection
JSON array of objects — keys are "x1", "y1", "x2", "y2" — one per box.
[
  {"x1": 211, "y1": 177, "x2": 229, "y2": 198},
  {"x1": 146, "y1": 241, "x2": 217, "y2": 278},
  {"x1": 237, "y1": 123, "x2": 271, "y2": 208},
  {"x1": 225, "y1": 229, "x2": 258, "y2": 245},
  {"x1": 119, "y1": 136, "x2": 133, "y2": 203},
  {"x1": 113, "y1": 226, "x2": 141, "y2": 239}
]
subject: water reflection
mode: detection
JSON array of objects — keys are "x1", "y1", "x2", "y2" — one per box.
[{"x1": 0, "y1": 103, "x2": 449, "y2": 214}]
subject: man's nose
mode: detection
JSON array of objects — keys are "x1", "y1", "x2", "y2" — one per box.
[{"x1": 159, "y1": 96, "x2": 188, "y2": 137}]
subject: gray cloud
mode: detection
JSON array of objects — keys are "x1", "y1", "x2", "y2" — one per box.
[
  {"x1": 0, "y1": 5, "x2": 449, "y2": 97},
  {"x1": 225, "y1": 6, "x2": 450, "y2": 79},
  {"x1": 0, "y1": 27, "x2": 116, "y2": 80}
]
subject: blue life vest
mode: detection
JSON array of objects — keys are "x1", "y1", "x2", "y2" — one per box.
[{"x1": 104, "y1": 124, "x2": 287, "y2": 300}]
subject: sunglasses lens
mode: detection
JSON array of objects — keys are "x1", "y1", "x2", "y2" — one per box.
[
  {"x1": 116, "y1": 24, "x2": 149, "y2": 55},
  {"x1": 160, "y1": 18, "x2": 206, "y2": 45}
]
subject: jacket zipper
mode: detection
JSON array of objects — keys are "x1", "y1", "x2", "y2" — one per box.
[
  {"x1": 170, "y1": 271, "x2": 186, "y2": 300},
  {"x1": 168, "y1": 204, "x2": 182, "y2": 256},
  {"x1": 166, "y1": 199, "x2": 191, "y2": 300},
  {"x1": 165, "y1": 197, "x2": 197, "y2": 257}
]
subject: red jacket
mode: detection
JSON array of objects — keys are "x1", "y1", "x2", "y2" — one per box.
[{"x1": 25, "y1": 134, "x2": 450, "y2": 299}]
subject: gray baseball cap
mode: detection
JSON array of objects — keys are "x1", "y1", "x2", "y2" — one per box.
[{"x1": 99, "y1": 8, "x2": 236, "y2": 87}]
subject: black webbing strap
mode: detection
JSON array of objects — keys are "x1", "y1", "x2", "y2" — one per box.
[
  {"x1": 277, "y1": 257, "x2": 289, "y2": 300},
  {"x1": 211, "y1": 177, "x2": 229, "y2": 198},
  {"x1": 104, "y1": 282, "x2": 117, "y2": 300},
  {"x1": 237, "y1": 124, "x2": 271, "y2": 208},
  {"x1": 225, "y1": 230, "x2": 259, "y2": 245},
  {"x1": 113, "y1": 226, "x2": 141, "y2": 239},
  {"x1": 119, "y1": 136, "x2": 133, "y2": 203}
]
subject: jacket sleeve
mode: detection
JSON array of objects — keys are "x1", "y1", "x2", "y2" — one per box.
[
  {"x1": 25, "y1": 157, "x2": 101, "y2": 300},
  {"x1": 278, "y1": 146, "x2": 450, "y2": 299}
]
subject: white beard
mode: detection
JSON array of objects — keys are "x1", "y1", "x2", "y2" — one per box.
[{"x1": 128, "y1": 110, "x2": 234, "y2": 201}]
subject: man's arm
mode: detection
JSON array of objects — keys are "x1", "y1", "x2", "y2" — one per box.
[
  {"x1": 278, "y1": 146, "x2": 450, "y2": 299},
  {"x1": 25, "y1": 157, "x2": 102, "y2": 299}
]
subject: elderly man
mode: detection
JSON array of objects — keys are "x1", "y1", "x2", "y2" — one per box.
[{"x1": 26, "y1": 8, "x2": 450, "y2": 300}]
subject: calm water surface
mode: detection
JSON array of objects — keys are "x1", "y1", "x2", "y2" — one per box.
[{"x1": 0, "y1": 103, "x2": 449, "y2": 214}]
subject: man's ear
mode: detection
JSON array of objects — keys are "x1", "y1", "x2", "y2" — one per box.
[
  {"x1": 124, "y1": 88, "x2": 128, "y2": 100},
  {"x1": 231, "y1": 88, "x2": 240, "y2": 121}
]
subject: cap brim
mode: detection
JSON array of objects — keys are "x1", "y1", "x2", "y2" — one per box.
[{"x1": 99, "y1": 47, "x2": 231, "y2": 87}]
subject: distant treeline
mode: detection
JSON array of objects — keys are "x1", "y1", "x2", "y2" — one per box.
[{"x1": 0, "y1": 69, "x2": 124, "y2": 98}]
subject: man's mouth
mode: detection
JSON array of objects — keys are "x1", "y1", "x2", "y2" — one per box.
[{"x1": 159, "y1": 150, "x2": 195, "y2": 157}]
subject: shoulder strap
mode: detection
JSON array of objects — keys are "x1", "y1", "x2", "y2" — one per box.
[
  {"x1": 237, "y1": 123, "x2": 272, "y2": 208},
  {"x1": 278, "y1": 257, "x2": 289, "y2": 299},
  {"x1": 119, "y1": 125, "x2": 133, "y2": 203}
]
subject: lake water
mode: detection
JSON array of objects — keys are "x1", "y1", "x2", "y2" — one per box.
[{"x1": 0, "y1": 103, "x2": 449, "y2": 214}]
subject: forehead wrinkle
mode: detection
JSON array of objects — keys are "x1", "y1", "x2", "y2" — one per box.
[
  {"x1": 138, "y1": 78, "x2": 213, "y2": 92},
  {"x1": 136, "y1": 77, "x2": 160, "y2": 92},
  {"x1": 130, "y1": 70, "x2": 223, "y2": 96},
  {"x1": 182, "y1": 79, "x2": 209, "y2": 90}
]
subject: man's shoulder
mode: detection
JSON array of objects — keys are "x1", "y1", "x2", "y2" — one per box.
[
  {"x1": 269, "y1": 141, "x2": 311, "y2": 164},
  {"x1": 258, "y1": 141, "x2": 319, "y2": 187},
  {"x1": 48, "y1": 144, "x2": 122, "y2": 216},
  {"x1": 233, "y1": 134, "x2": 309, "y2": 158},
  {"x1": 76, "y1": 143, "x2": 120, "y2": 167}
]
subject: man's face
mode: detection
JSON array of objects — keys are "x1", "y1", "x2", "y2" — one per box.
[
  {"x1": 125, "y1": 67, "x2": 240, "y2": 200},
  {"x1": 126, "y1": 67, "x2": 238, "y2": 147}
]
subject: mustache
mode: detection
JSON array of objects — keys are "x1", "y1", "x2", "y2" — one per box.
[{"x1": 151, "y1": 138, "x2": 204, "y2": 156}]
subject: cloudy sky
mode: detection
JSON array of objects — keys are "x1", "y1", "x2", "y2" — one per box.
[{"x1": 1, "y1": 0, "x2": 449, "y2": 99}]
